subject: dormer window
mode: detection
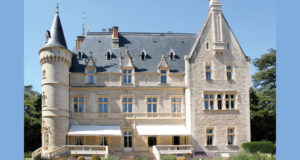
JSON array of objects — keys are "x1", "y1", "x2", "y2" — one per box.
[
  {"x1": 169, "y1": 52, "x2": 175, "y2": 60},
  {"x1": 160, "y1": 70, "x2": 167, "y2": 84},
  {"x1": 141, "y1": 52, "x2": 146, "y2": 61},
  {"x1": 87, "y1": 69, "x2": 95, "y2": 84},
  {"x1": 122, "y1": 69, "x2": 132, "y2": 84},
  {"x1": 106, "y1": 50, "x2": 112, "y2": 60},
  {"x1": 78, "y1": 52, "x2": 83, "y2": 60}
]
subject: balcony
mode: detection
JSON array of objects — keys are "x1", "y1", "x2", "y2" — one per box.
[
  {"x1": 32, "y1": 145, "x2": 108, "y2": 160},
  {"x1": 153, "y1": 145, "x2": 194, "y2": 160},
  {"x1": 72, "y1": 112, "x2": 185, "y2": 119}
]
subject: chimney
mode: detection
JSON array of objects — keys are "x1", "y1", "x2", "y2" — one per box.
[
  {"x1": 112, "y1": 26, "x2": 119, "y2": 48},
  {"x1": 75, "y1": 35, "x2": 85, "y2": 50}
]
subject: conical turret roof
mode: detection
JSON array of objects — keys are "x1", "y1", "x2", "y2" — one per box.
[{"x1": 44, "y1": 9, "x2": 68, "y2": 49}]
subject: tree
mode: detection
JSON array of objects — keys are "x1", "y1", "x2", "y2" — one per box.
[
  {"x1": 24, "y1": 85, "x2": 42, "y2": 152},
  {"x1": 250, "y1": 49, "x2": 276, "y2": 142}
]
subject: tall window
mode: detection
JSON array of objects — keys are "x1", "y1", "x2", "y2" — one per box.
[
  {"x1": 204, "y1": 94, "x2": 214, "y2": 110},
  {"x1": 148, "y1": 136, "x2": 157, "y2": 147},
  {"x1": 122, "y1": 96, "x2": 133, "y2": 112},
  {"x1": 161, "y1": 70, "x2": 167, "y2": 84},
  {"x1": 147, "y1": 97, "x2": 157, "y2": 112},
  {"x1": 124, "y1": 131, "x2": 133, "y2": 148},
  {"x1": 42, "y1": 92, "x2": 47, "y2": 107},
  {"x1": 225, "y1": 94, "x2": 235, "y2": 110},
  {"x1": 87, "y1": 69, "x2": 94, "y2": 84},
  {"x1": 99, "y1": 136, "x2": 108, "y2": 145},
  {"x1": 227, "y1": 128, "x2": 235, "y2": 145},
  {"x1": 171, "y1": 97, "x2": 182, "y2": 112},
  {"x1": 206, "y1": 128, "x2": 214, "y2": 146},
  {"x1": 226, "y1": 65, "x2": 233, "y2": 80},
  {"x1": 98, "y1": 97, "x2": 109, "y2": 113},
  {"x1": 205, "y1": 64, "x2": 212, "y2": 80},
  {"x1": 74, "y1": 96, "x2": 84, "y2": 112},
  {"x1": 122, "y1": 69, "x2": 132, "y2": 84},
  {"x1": 217, "y1": 94, "x2": 222, "y2": 110}
]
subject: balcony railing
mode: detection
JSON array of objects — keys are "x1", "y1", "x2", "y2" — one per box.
[
  {"x1": 33, "y1": 145, "x2": 108, "y2": 160},
  {"x1": 72, "y1": 112, "x2": 185, "y2": 119},
  {"x1": 153, "y1": 145, "x2": 194, "y2": 160}
]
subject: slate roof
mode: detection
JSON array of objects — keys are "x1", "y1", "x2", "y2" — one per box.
[
  {"x1": 44, "y1": 13, "x2": 68, "y2": 49},
  {"x1": 70, "y1": 32, "x2": 197, "y2": 73}
]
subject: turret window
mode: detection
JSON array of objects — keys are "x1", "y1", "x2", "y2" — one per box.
[{"x1": 42, "y1": 70, "x2": 46, "y2": 79}]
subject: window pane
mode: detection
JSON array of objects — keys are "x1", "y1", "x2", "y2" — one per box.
[
  {"x1": 226, "y1": 101, "x2": 230, "y2": 109},
  {"x1": 231, "y1": 95, "x2": 234, "y2": 99},
  {"x1": 123, "y1": 75, "x2": 127, "y2": 83},
  {"x1": 79, "y1": 97, "x2": 84, "y2": 102},
  {"x1": 153, "y1": 104, "x2": 157, "y2": 112},
  {"x1": 128, "y1": 104, "x2": 132, "y2": 112},
  {"x1": 209, "y1": 94, "x2": 214, "y2": 99},
  {"x1": 104, "y1": 104, "x2": 108, "y2": 113},
  {"x1": 123, "y1": 104, "x2": 127, "y2": 112},
  {"x1": 210, "y1": 101, "x2": 214, "y2": 109},
  {"x1": 153, "y1": 98, "x2": 157, "y2": 102},
  {"x1": 123, "y1": 70, "x2": 127, "y2": 73},
  {"x1": 218, "y1": 100, "x2": 222, "y2": 110},
  {"x1": 88, "y1": 70, "x2": 94, "y2": 73},
  {"x1": 231, "y1": 101, "x2": 235, "y2": 109},
  {"x1": 161, "y1": 70, "x2": 166, "y2": 74},
  {"x1": 99, "y1": 104, "x2": 102, "y2": 112},
  {"x1": 228, "y1": 129, "x2": 234, "y2": 134},
  {"x1": 207, "y1": 129, "x2": 213, "y2": 134},
  {"x1": 123, "y1": 98, "x2": 127, "y2": 102},
  {"x1": 172, "y1": 104, "x2": 176, "y2": 112},
  {"x1": 98, "y1": 98, "x2": 103, "y2": 102},
  {"x1": 172, "y1": 98, "x2": 176, "y2": 102},
  {"x1": 227, "y1": 66, "x2": 232, "y2": 70},
  {"x1": 147, "y1": 104, "x2": 152, "y2": 112},
  {"x1": 205, "y1": 65, "x2": 211, "y2": 70},
  {"x1": 217, "y1": 94, "x2": 222, "y2": 99},
  {"x1": 204, "y1": 95, "x2": 209, "y2": 99},
  {"x1": 226, "y1": 95, "x2": 229, "y2": 99},
  {"x1": 177, "y1": 104, "x2": 181, "y2": 112},
  {"x1": 74, "y1": 104, "x2": 78, "y2": 112},
  {"x1": 74, "y1": 97, "x2": 78, "y2": 102},
  {"x1": 79, "y1": 104, "x2": 83, "y2": 112},
  {"x1": 177, "y1": 98, "x2": 181, "y2": 102},
  {"x1": 124, "y1": 137, "x2": 128, "y2": 147},
  {"x1": 206, "y1": 72, "x2": 211, "y2": 80},
  {"x1": 128, "y1": 136, "x2": 132, "y2": 147},
  {"x1": 227, "y1": 72, "x2": 232, "y2": 80},
  {"x1": 104, "y1": 98, "x2": 108, "y2": 102},
  {"x1": 128, "y1": 98, "x2": 133, "y2": 102},
  {"x1": 205, "y1": 101, "x2": 209, "y2": 110},
  {"x1": 128, "y1": 70, "x2": 132, "y2": 73},
  {"x1": 147, "y1": 98, "x2": 152, "y2": 102},
  {"x1": 128, "y1": 75, "x2": 132, "y2": 83},
  {"x1": 88, "y1": 75, "x2": 93, "y2": 83}
]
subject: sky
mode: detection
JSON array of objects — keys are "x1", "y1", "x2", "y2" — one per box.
[{"x1": 24, "y1": 0, "x2": 276, "y2": 93}]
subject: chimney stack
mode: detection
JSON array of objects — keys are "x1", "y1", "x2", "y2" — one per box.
[
  {"x1": 75, "y1": 35, "x2": 85, "y2": 50},
  {"x1": 112, "y1": 26, "x2": 119, "y2": 48}
]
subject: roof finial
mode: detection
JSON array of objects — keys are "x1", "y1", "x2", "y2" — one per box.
[
  {"x1": 89, "y1": 51, "x2": 93, "y2": 57},
  {"x1": 56, "y1": 3, "x2": 59, "y2": 14}
]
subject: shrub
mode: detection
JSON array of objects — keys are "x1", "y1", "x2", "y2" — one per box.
[
  {"x1": 242, "y1": 141, "x2": 276, "y2": 154},
  {"x1": 77, "y1": 156, "x2": 86, "y2": 160},
  {"x1": 177, "y1": 157, "x2": 186, "y2": 160},
  {"x1": 91, "y1": 154, "x2": 101, "y2": 160},
  {"x1": 24, "y1": 152, "x2": 32, "y2": 158},
  {"x1": 135, "y1": 158, "x2": 150, "y2": 160},
  {"x1": 102, "y1": 156, "x2": 116, "y2": 160},
  {"x1": 160, "y1": 155, "x2": 176, "y2": 160},
  {"x1": 230, "y1": 151, "x2": 276, "y2": 160}
]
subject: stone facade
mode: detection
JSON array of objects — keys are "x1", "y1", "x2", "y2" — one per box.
[{"x1": 38, "y1": 0, "x2": 250, "y2": 158}]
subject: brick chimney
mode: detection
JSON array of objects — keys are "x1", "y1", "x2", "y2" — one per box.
[
  {"x1": 75, "y1": 35, "x2": 85, "y2": 50},
  {"x1": 112, "y1": 26, "x2": 119, "y2": 48}
]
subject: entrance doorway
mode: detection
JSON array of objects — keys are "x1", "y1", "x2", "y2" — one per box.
[{"x1": 124, "y1": 131, "x2": 133, "y2": 152}]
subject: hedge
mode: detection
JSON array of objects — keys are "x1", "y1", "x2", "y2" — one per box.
[
  {"x1": 242, "y1": 141, "x2": 276, "y2": 154},
  {"x1": 91, "y1": 154, "x2": 101, "y2": 160}
]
